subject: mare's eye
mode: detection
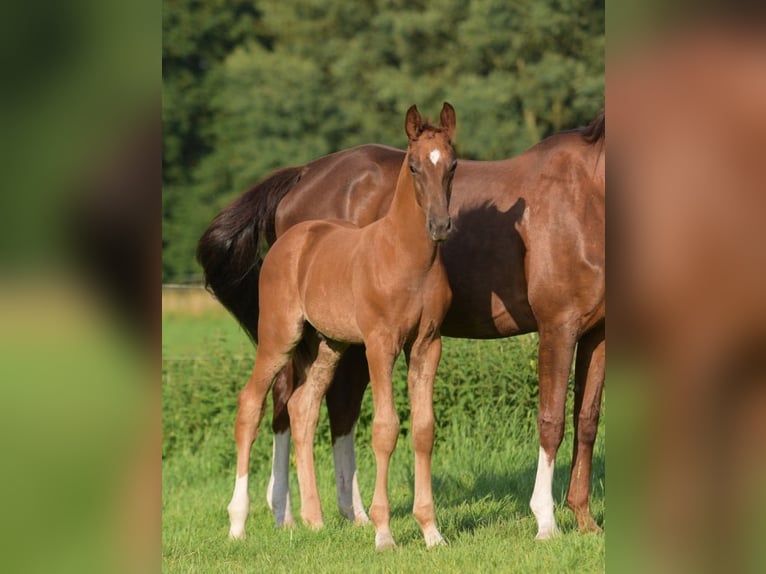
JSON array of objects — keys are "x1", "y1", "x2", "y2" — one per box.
[
  {"x1": 409, "y1": 165, "x2": 418, "y2": 174},
  {"x1": 450, "y1": 160, "x2": 458, "y2": 172}
]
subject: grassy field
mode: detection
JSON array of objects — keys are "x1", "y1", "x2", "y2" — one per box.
[{"x1": 162, "y1": 288, "x2": 604, "y2": 573}]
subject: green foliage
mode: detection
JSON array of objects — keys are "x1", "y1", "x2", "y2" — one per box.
[
  {"x1": 162, "y1": 0, "x2": 604, "y2": 281},
  {"x1": 162, "y1": 312, "x2": 566, "y2": 476}
]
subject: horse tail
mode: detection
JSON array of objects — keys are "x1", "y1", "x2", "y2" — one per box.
[
  {"x1": 196, "y1": 166, "x2": 305, "y2": 341},
  {"x1": 582, "y1": 109, "x2": 605, "y2": 144}
]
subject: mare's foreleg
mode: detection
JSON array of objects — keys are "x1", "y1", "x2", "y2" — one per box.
[
  {"x1": 406, "y1": 335, "x2": 445, "y2": 547},
  {"x1": 566, "y1": 323, "x2": 605, "y2": 533},
  {"x1": 530, "y1": 326, "x2": 577, "y2": 540},
  {"x1": 288, "y1": 338, "x2": 348, "y2": 528},
  {"x1": 326, "y1": 345, "x2": 370, "y2": 524}
]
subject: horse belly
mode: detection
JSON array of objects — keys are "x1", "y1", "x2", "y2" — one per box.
[
  {"x1": 304, "y1": 297, "x2": 364, "y2": 344},
  {"x1": 300, "y1": 256, "x2": 364, "y2": 344}
]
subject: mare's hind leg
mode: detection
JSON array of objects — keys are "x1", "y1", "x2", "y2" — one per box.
[
  {"x1": 227, "y1": 313, "x2": 304, "y2": 539},
  {"x1": 325, "y1": 346, "x2": 370, "y2": 524},
  {"x1": 566, "y1": 323, "x2": 605, "y2": 533},
  {"x1": 529, "y1": 326, "x2": 577, "y2": 540},
  {"x1": 266, "y1": 364, "x2": 295, "y2": 527},
  {"x1": 288, "y1": 337, "x2": 348, "y2": 528}
]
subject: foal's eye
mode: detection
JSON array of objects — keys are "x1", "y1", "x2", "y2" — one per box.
[
  {"x1": 409, "y1": 165, "x2": 418, "y2": 174},
  {"x1": 450, "y1": 160, "x2": 458, "y2": 172}
]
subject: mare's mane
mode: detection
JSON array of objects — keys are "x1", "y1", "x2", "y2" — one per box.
[{"x1": 581, "y1": 109, "x2": 605, "y2": 144}]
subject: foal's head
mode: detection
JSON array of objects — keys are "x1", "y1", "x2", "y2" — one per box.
[{"x1": 404, "y1": 102, "x2": 457, "y2": 242}]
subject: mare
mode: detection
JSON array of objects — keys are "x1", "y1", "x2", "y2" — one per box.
[
  {"x1": 198, "y1": 110, "x2": 605, "y2": 540},
  {"x1": 223, "y1": 103, "x2": 458, "y2": 550}
]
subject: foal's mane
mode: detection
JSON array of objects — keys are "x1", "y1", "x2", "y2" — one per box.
[{"x1": 411, "y1": 121, "x2": 450, "y2": 139}]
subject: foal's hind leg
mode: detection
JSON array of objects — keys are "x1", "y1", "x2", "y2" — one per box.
[
  {"x1": 228, "y1": 348, "x2": 292, "y2": 538},
  {"x1": 566, "y1": 324, "x2": 605, "y2": 533},
  {"x1": 530, "y1": 326, "x2": 577, "y2": 540},
  {"x1": 326, "y1": 346, "x2": 370, "y2": 524},
  {"x1": 288, "y1": 337, "x2": 348, "y2": 528},
  {"x1": 227, "y1": 309, "x2": 304, "y2": 539}
]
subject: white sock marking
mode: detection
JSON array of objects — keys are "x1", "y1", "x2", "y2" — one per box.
[
  {"x1": 228, "y1": 474, "x2": 249, "y2": 539},
  {"x1": 530, "y1": 446, "x2": 559, "y2": 539},
  {"x1": 333, "y1": 426, "x2": 368, "y2": 523},
  {"x1": 351, "y1": 469, "x2": 369, "y2": 524},
  {"x1": 269, "y1": 430, "x2": 293, "y2": 526},
  {"x1": 429, "y1": 149, "x2": 441, "y2": 165}
]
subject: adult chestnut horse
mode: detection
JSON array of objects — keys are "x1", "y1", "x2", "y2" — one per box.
[
  {"x1": 225, "y1": 104, "x2": 457, "y2": 550},
  {"x1": 198, "y1": 110, "x2": 605, "y2": 540}
]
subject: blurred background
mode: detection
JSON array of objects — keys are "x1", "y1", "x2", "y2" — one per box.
[{"x1": 2, "y1": 0, "x2": 763, "y2": 571}]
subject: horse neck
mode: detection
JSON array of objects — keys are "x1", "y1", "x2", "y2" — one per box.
[{"x1": 379, "y1": 158, "x2": 437, "y2": 265}]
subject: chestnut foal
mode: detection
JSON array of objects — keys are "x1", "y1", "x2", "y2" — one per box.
[{"x1": 226, "y1": 103, "x2": 457, "y2": 550}]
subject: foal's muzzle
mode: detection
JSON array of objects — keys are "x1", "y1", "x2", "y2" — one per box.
[{"x1": 428, "y1": 216, "x2": 453, "y2": 242}]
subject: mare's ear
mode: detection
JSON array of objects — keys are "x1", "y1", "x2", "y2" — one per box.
[
  {"x1": 405, "y1": 105, "x2": 422, "y2": 141},
  {"x1": 439, "y1": 102, "x2": 456, "y2": 140}
]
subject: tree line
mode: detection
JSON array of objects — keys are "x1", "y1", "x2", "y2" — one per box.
[{"x1": 163, "y1": 0, "x2": 604, "y2": 282}]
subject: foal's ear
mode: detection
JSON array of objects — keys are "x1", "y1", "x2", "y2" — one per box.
[
  {"x1": 439, "y1": 102, "x2": 456, "y2": 140},
  {"x1": 405, "y1": 105, "x2": 422, "y2": 141}
]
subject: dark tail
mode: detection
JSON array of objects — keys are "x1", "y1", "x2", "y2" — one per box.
[
  {"x1": 196, "y1": 166, "x2": 305, "y2": 341},
  {"x1": 582, "y1": 109, "x2": 605, "y2": 144}
]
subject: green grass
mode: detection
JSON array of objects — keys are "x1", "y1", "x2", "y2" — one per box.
[{"x1": 162, "y1": 310, "x2": 605, "y2": 572}]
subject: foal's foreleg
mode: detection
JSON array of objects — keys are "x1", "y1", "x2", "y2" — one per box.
[
  {"x1": 288, "y1": 338, "x2": 347, "y2": 528},
  {"x1": 530, "y1": 327, "x2": 577, "y2": 540},
  {"x1": 566, "y1": 324, "x2": 605, "y2": 533},
  {"x1": 365, "y1": 341, "x2": 400, "y2": 551},
  {"x1": 406, "y1": 335, "x2": 445, "y2": 547}
]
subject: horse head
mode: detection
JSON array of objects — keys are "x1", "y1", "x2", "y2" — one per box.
[{"x1": 404, "y1": 102, "x2": 457, "y2": 242}]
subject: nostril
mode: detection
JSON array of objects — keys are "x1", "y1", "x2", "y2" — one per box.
[{"x1": 445, "y1": 218, "x2": 453, "y2": 232}]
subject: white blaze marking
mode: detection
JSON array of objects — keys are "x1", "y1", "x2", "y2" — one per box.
[
  {"x1": 529, "y1": 446, "x2": 559, "y2": 539},
  {"x1": 429, "y1": 149, "x2": 441, "y2": 165},
  {"x1": 269, "y1": 430, "x2": 293, "y2": 526}
]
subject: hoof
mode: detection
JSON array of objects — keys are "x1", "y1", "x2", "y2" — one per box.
[
  {"x1": 228, "y1": 527, "x2": 246, "y2": 540},
  {"x1": 583, "y1": 523, "x2": 603, "y2": 534},
  {"x1": 534, "y1": 526, "x2": 560, "y2": 540},
  {"x1": 227, "y1": 507, "x2": 248, "y2": 541},
  {"x1": 375, "y1": 532, "x2": 397, "y2": 551},
  {"x1": 277, "y1": 517, "x2": 296, "y2": 529},
  {"x1": 304, "y1": 519, "x2": 324, "y2": 530},
  {"x1": 424, "y1": 528, "x2": 446, "y2": 548}
]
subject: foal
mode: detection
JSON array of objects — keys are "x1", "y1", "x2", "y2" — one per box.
[{"x1": 227, "y1": 103, "x2": 457, "y2": 550}]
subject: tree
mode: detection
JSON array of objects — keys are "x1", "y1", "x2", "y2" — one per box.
[{"x1": 162, "y1": 0, "x2": 604, "y2": 282}]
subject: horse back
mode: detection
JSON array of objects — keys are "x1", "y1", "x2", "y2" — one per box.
[{"x1": 275, "y1": 144, "x2": 404, "y2": 235}]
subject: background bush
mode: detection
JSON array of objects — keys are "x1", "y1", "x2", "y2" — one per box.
[
  {"x1": 162, "y1": 309, "x2": 561, "y2": 475},
  {"x1": 162, "y1": 0, "x2": 605, "y2": 282}
]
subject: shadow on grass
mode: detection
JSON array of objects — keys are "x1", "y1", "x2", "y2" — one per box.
[{"x1": 391, "y1": 449, "x2": 605, "y2": 540}]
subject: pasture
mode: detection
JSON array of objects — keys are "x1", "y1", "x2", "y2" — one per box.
[{"x1": 162, "y1": 287, "x2": 605, "y2": 572}]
